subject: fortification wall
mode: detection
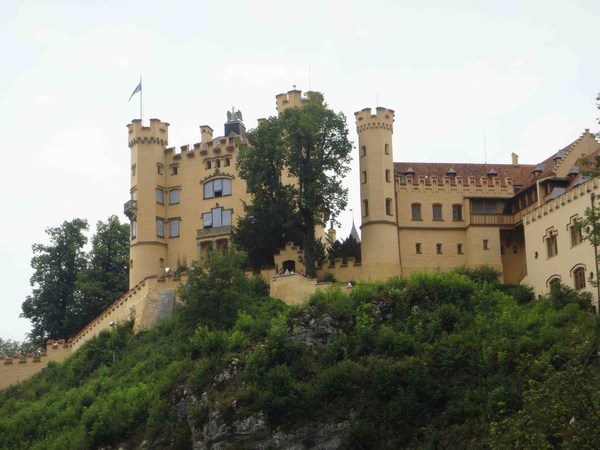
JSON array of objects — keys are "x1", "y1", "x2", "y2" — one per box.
[
  {"x1": 269, "y1": 273, "x2": 354, "y2": 306},
  {"x1": 0, "y1": 340, "x2": 72, "y2": 390},
  {"x1": 70, "y1": 275, "x2": 185, "y2": 352}
]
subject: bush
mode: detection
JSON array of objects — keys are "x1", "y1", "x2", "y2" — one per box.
[{"x1": 452, "y1": 265, "x2": 501, "y2": 285}]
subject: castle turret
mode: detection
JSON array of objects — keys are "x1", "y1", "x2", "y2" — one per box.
[
  {"x1": 354, "y1": 107, "x2": 400, "y2": 280},
  {"x1": 125, "y1": 118, "x2": 170, "y2": 288}
]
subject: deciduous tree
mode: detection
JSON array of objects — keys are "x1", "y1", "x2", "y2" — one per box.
[
  {"x1": 21, "y1": 219, "x2": 89, "y2": 344},
  {"x1": 237, "y1": 92, "x2": 353, "y2": 277}
]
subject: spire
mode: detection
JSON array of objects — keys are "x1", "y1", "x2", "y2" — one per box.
[{"x1": 350, "y1": 214, "x2": 361, "y2": 243}]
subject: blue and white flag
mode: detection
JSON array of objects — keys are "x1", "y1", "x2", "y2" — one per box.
[{"x1": 128, "y1": 81, "x2": 142, "y2": 102}]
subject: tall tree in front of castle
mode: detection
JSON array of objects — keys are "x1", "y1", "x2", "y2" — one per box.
[
  {"x1": 21, "y1": 219, "x2": 89, "y2": 344},
  {"x1": 21, "y1": 216, "x2": 130, "y2": 345},
  {"x1": 237, "y1": 92, "x2": 353, "y2": 277}
]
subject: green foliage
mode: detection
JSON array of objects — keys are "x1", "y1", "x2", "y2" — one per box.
[
  {"x1": 236, "y1": 92, "x2": 353, "y2": 277},
  {"x1": 327, "y1": 234, "x2": 361, "y2": 264},
  {"x1": 21, "y1": 218, "x2": 89, "y2": 344},
  {"x1": 20, "y1": 216, "x2": 130, "y2": 345},
  {"x1": 451, "y1": 265, "x2": 501, "y2": 285},
  {"x1": 2, "y1": 269, "x2": 600, "y2": 449}
]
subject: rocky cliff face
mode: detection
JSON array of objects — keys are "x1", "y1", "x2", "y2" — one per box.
[{"x1": 168, "y1": 307, "x2": 348, "y2": 450}]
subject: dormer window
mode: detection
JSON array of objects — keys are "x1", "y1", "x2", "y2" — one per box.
[
  {"x1": 405, "y1": 167, "x2": 415, "y2": 178},
  {"x1": 446, "y1": 168, "x2": 457, "y2": 181},
  {"x1": 487, "y1": 168, "x2": 498, "y2": 178},
  {"x1": 532, "y1": 163, "x2": 544, "y2": 179}
]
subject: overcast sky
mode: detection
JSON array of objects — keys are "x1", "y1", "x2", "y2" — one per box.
[{"x1": 1, "y1": 0, "x2": 598, "y2": 340}]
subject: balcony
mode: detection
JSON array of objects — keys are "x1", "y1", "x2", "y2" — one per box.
[
  {"x1": 123, "y1": 200, "x2": 137, "y2": 220},
  {"x1": 470, "y1": 214, "x2": 514, "y2": 226},
  {"x1": 196, "y1": 225, "x2": 235, "y2": 240}
]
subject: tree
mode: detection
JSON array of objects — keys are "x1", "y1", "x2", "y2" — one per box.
[
  {"x1": 73, "y1": 215, "x2": 130, "y2": 333},
  {"x1": 237, "y1": 92, "x2": 353, "y2": 277},
  {"x1": 21, "y1": 219, "x2": 89, "y2": 344},
  {"x1": 20, "y1": 216, "x2": 130, "y2": 345},
  {"x1": 178, "y1": 246, "x2": 261, "y2": 330},
  {"x1": 327, "y1": 234, "x2": 361, "y2": 264}
]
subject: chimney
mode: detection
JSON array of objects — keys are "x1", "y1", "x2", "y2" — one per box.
[
  {"x1": 511, "y1": 153, "x2": 519, "y2": 167},
  {"x1": 200, "y1": 125, "x2": 213, "y2": 144}
]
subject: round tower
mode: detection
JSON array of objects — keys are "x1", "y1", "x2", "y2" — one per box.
[
  {"x1": 354, "y1": 107, "x2": 400, "y2": 281},
  {"x1": 125, "y1": 118, "x2": 170, "y2": 288}
]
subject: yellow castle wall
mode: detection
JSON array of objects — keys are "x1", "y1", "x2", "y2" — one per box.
[
  {"x1": 0, "y1": 340, "x2": 72, "y2": 391},
  {"x1": 523, "y1": 177, "x2": 599, "y2": 308}
]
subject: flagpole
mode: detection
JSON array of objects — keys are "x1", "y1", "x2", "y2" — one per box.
[{"x1": 139, "y1": 75, "x2": 143, "y2": 122}]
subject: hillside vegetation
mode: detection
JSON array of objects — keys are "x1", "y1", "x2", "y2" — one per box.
[{"x1": 1, "y1": 249, "x2": 600, "y2": 449}]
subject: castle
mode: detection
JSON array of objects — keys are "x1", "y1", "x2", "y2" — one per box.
[{"x1": 4, "y1": 89, "x2": 598, "y2": 389}]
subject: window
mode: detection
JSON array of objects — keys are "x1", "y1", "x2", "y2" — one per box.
[
  {"x1": 549, "y1": 277, "x2": 561, "y2": 291},
  {"x1": 159, "y1": 258, "x2": 164, "y2": 267},
  {"x1": 169, "y1": 218, "x2": 180, "y2": 237},
  {"x1": 216, "y1": 159, "x2": 221, "y2": 168},
  {"x1": 156, "y1": 189, "x2": 164, "y2": 204},
  {"x1": 360, "y1": 146, "x2": 366, "y2": 157},
  {"x1": 546, "y1": 233, "x2": 558, "y2": 258},
  {"x1": 386, "y1": 198, "x2": 392, "y2": 216},
  {"x1": 471, "y1": 200, "x2": 497, "y2": 214},
  {"x1": 433, "y1": 204, "x2": 442, "y2": 221},
  {"x1": 131, "y1": 164, "x2": 136, "y2": 176},
  {"x1": 224, "y1": 157, "x2": 231, "y2": 167},
  {"x1": 131, "y1": 220, "x2": 136, "y2": 239},
  {"x1": 169, "y1": 189, "x2": 180, "y2": 204},
  {"x1": 204, "y1": 178, "x2": 232, "y2": 199},
  {"x1": 363, "y1": 200, "x2": 369, "y2": 217},
  {"x1": 436, "y1": 243, "x2": 442, "y2": 254},
  {"x1": 571, "y1": 224, "x2": 583, "y2": 247},
  {"x1": 513, "y1": 245, "x2": 518, "y2": 254},
  {"x1": 170, "y1": 165, "x2": 179, "y2": 176},
  {"x1": 416, "y1": 243, "x2": 422, "y2": 254},
  {"x1": 452, "y1": 204, "x2": 462, "y2": 221},
  {"x1": 574, "y1": 267, "x2": 586, "y2": 290},
  {"x1": 130, "y1": 259, "x2": 133, "y2": 269},
  {"x1": 157, "y1": 164, "x2": 164, "y2": 175},
  {"x1": 385, "y1": 170, "x2": 391, "y2": 182},
  {"x1": 483, "y1": 239, "x2": 489, "y2": 250},
  {"x1": 131, "y1": 189, "x2": 137, "y2": 200},
  {"x1": 203, "y1": 207, "x2": 233, "y2": 228},
  {"x1": 157, "y1": 218, "x2": 165, "y2": 237},
  {"x1": 361, "y1": 171, "x2": 367, "y2": 184},
  {"x1": 411, "y1": 203, "x2": 421, "y2": 221},
  {"x1": 457, "y1": 244, "x2": 463, "y2": 254},
  {"x1": 384, "y1": 144, "x2": 389, "y2": 155},
  {"x1": 205, "y1": 161, "x2": 212, "y2": 170}
]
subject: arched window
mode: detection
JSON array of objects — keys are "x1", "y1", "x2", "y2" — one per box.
[
  {"x1": 573, "y1": 267, "x2": 586, "y2": 290},
  {"x1": 549, "y1": 278, "x2": 561, "y2": 291}
]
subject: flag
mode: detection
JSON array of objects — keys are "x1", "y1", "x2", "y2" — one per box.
[{"x1": 128, "y1": 81, "x2": 142, "y2": 102}]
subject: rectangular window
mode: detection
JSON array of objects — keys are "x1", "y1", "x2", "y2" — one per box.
[
  {"x1": 571, "y1": 225, "x2": 583, "y2": 247},
  {"x1": 574, "y1": 268, "x2": 586, "y2": 290},
  {"x1": 452, "y1": 205, "x2": 462, "y2": 221},
  {"x1": 156, "y1": 189, "x2": 164, "y2": 204},
  {"x1": 224, "y1": 158, "x2": 231, "y2": 167},
  {"x1": 547, "y1": 234, "x2": 558, "y2": 258},
  {"x1": 483, "y1": 239, "x2": 489, "y2": 250},
  {"x1": 385, "y1": 170, "x2": 391, "y2": 182},
  {"x1": 433, "y1": 204, "x2": 442, "y2": 221},
  {"x1": 157, "y1": 164, "x2": 164, "y2": 175},
  {"x1": 513, "y1": 245, "x2": 518, "y2": 254},
  {"x1": 205, "y1": 161, "x2": 212, "y2": 170},
  {"x1": 363, "y1": 200, "x2": 369, "y2": 217},
  {"x1": 170, "y1": 165, "x2": 178, "y2": 176},
  {"x1": 169, "y1": 219, "x2": 180, "y2": 237},
  {"x1": 361, "y1": 146, "x2": 366, "y2": 157},
  {"x1": 203, "y1": 208, "x2": 232, "y2": 228},
  {"x1": 384, "y1": 143, "x2": 389, "y2": 155},
  {"x1": 471, "y1": 200, "x2": 497, "y2": 214},
  {"x1": 361, "y1": 171, "x2": 367, "y2": 184},
  {"x1": 457, "y1": 244, "x2": 463, "y2": 254},
  {"x1": 204, "y1": 179, "x2": 232, "y2": 199},
  {"x1": 216, "y1": 159, "x2": 221, "y2": 168},
  {"x1": 131, "y1": 220, "x2": 136, "y2": 239},
  {"x1": 157, "y1": 218, "x2": 165, "y2": 238},
  {"x1": 411, "y1": 204, "x2": 421, "y2": 221},
  {"x1": 436, "y1": 243, "x2": 442, "y2": 254},
  {"x1": 131, "y1": 164, "x2": 136, "y2": 176},
  {"x1": 416, "y1": 243, "x2": 421, "y2": 254},
  {"x1": 170, "y1": 189, "x2": 180, "y2": 204},
  {"x1": 386, "y1": 198, "x2": 392, "y2": 216}
]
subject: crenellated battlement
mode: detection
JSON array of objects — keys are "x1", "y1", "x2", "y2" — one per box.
[
  {"x1": 399, "y1": 174, "x2": 514, "y2": 194},
  {"x1": 276, "y1": 89, "x2": 305, "y2": 114},
  {"x1": 0, "y1": 339, "x2": 73, "y2": 390},
  {"x1": 354, "y1": 107, "x2": 395, "y2": 133},
  {"x1": 127, "y1": 118, "x2": 170, "y2": 148}
]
